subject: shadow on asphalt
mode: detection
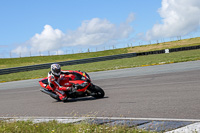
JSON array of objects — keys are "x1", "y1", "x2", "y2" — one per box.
[{"x1": 52, "y1": 96, "x2": 109, "y2": 103}]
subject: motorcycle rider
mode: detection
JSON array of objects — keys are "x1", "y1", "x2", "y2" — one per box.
[{"x1": 48, "y1": 63, "x2": 76, "y2": 101}]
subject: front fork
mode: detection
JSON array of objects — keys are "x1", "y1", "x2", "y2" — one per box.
[{"x1": 86, "y1": 83, "x2": 96, "y2": 96}]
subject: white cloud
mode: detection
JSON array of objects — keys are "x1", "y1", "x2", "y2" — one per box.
[
  {"x1": 12, "y1": 13, "x2": 134, "y2": 55},
  {"x1": 145, "y1": 0, "x2": 200, "y2": 40},
  {"x1": 12, "y1": 46, "x2": 29, "y2": 55},
  {"x1": 126, "y1": 12, "x2": 135, "y2": 23},
  {"x1": 30, "y1": 25, "x2": 64, "y2": 52}
]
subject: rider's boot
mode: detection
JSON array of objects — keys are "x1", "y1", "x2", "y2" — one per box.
[
  {"x1": 55, "y1": 88, "x2": 68, "y2": 101},
  {"x1": 55, "y1": 87, "x2": 76, "y2": 101}
]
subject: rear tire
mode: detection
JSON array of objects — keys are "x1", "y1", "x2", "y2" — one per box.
[{"x1": 91, "y1": 85, "x2": 105, "y2": 98}]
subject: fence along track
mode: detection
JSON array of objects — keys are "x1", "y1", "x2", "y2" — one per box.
[{"x1": 0, "y1": 45, "x2": 200, "y2": 75}]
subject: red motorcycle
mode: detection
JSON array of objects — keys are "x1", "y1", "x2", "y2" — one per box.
[{"x1": 39, "y1": 70, "x2": 105, "y2": 102}]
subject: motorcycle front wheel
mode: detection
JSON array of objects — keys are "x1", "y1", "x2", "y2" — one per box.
[{"x1": 91, "y1": 85, "x2": 105, "y2": 98}]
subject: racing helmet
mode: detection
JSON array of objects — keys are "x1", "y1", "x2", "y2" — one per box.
[{"x1": 51, "y1": 64, "x2": 61, "y2": 77}]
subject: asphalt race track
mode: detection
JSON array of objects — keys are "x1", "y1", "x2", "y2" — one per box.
[{"x1": 0, "y1": 60, "x2": 200, "y2": 119}]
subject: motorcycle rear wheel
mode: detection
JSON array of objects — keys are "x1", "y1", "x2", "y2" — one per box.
[{"x1": 91, "y1": 85, "x2": 105, "y2": 98}]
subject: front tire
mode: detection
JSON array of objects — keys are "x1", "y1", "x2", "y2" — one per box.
[{"x1": 91, "y1": 85, "x2": 105, "y2": 98}]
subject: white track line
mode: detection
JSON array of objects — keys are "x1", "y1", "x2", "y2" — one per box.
[
  {"x1": 1, "y1": 117, "x2": 200, "y2": 122},
  {"x1": 5, "y1": 118, "x2": 85, "y2": 124}
]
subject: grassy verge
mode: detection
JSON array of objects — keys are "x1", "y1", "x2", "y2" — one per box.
[
  {"x1": 0, "y1": 120, "x2": 151, "y2": 133},
  {"x1": 0, "y1": 49, "x2": 128, "y2": 69},
  {"x1": 1, "y1": 49, "x2": 200, "y2": 83},
  {"x1": 1, "y1": 37, "x2": 200, "y2": 69}
]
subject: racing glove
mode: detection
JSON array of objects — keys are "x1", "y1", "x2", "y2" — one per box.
[
  {"x1": 59, "y1": 86, "x2": 77, "y2": 93},
  {"x1": 59, "y1": 86, "x2": 71, "y2": 91},
  {"x1": 71, "y1": 86, "x2": 77, "y2": 93}
]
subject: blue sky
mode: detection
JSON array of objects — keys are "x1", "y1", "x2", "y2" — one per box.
[{"x1": 0, "y1": 0, "x2": 200, "y2": 58}]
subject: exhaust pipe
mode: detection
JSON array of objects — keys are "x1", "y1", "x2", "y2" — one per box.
[{"x1": 40, "y1": 88, "x2": 59, "y2": 99}]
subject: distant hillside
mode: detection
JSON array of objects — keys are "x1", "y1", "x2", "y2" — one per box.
[
  {"x1": 128, "y1": 37, "x2": 200, "y2": 53},
  {"x1": 0, "y1": 37, "x2": 200, "y2": 69}
]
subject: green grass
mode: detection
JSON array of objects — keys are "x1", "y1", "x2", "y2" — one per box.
[
  {"x1": 1, "y1": 37, "x2": 200, "y2": 69},
  {"x1": 128, "y1": 37, "x2": 200, "y2": 53},
  {"x1": 1, "y1": 49, "x2": 200, "y2": 83},
  {"x1": 0, "y1": 49, "x2": 128, "y2": 69},
  {"x1": 0, "y1": 120, "x2": 151, "y2": 133}
]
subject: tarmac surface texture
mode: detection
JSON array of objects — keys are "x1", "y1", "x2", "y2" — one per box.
[{"x1": 0, "y1": 61, "x2": 200, "y2": 119}]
